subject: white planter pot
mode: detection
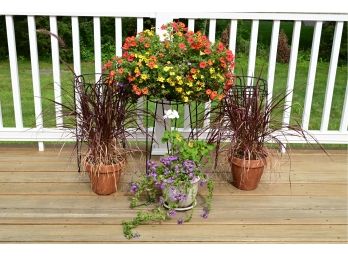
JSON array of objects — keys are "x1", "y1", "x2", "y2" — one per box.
[{"x1": 163, "y1": 177, "x2": 200, "y2": 209}]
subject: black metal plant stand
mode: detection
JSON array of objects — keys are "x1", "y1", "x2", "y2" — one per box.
[{"x1": 145, "y1": 97, "x2": 205, "y2": 174}]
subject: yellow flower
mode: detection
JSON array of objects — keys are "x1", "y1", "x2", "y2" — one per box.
[
  {"x1": 209, "y1": 68, "x2": 215, "y2": 74},
  {"x1": 141, "y1": 74, "x2": 149, "y2": 80},
  {"x1": 157, "y1": 76, "x2": 165, "y2": 82},
  {"x1": 217, "y1": 74, "x2": 225, "y2": 82},
  {"x1": 200, "y1": 75, "x2": 205, "y2": 79},
  {"x1": 186, "y1": 81, "x2": 193, "y2": 87},
  {"x1": 186, "y1": 91, "x2": 192, "y2": 95},
  {"x1": 178, "y1": 80, "x2": 183, "y2": 85},
  {"x1": 183, "y1": 96, "x2": 189, "y2": 102},
  {"x1": 134, "y1": 67, "x2": 140, "y2": 73},
  {"x1": 176, "y1": 76, "x2": 183, "y2": 81},
  {"x1": 192, "y1": 74, "x2": 197, "y2": 80},
  {"x1": 176, "y1": 87, "x2": 183, "y2": 93},
  {"x1": 170, "y1": 71, "x2": 176, "y2": 76},
  {"x1": 163, "y1": 66, "x2": 171, "y2": 72}
]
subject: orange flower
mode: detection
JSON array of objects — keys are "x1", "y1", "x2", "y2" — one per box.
[
  {"x1": 226, "y1": 50, "x2": 234, "y2": 62},
  {"x1": 178, "y1": 43, "x2": 186, "y2": 50},
  {"x1": 132, "y1": 85, "x2": 142, "y2": 96},
  {"x1": 217, "y1": 42, "x2": 225, "y2": 52},
  {"x1": 207, "y1": 59, "x2": 213, "y2": 66},
  {"x1": 206, "y1": 89, "x2": 212, "y2": 95},
  {"x1": 204, "y1": 48, "x2": 211, "y2": 55},
  {"x1": 128, "y1": 76, "x2": 136, "y2": 82},
  {"x1": 117, "y1": 68, "x2": 124, "y2": 74},
  {"x1": 199, "y1": 61, "x2": 207, "y2": 69},
  {"x1": 147, "y1": 61, "x2": 156, "y2": 69},
  {"x1": 190, "y1": 68, "x2": 197, "y2": 74},
  {"x1": 210, "y1": 91, "x2": 218, "y2": 100},
  {"x1": 127, "y1": 54, "x2": 135, "y2": 62},
  {"x1": 144, "y1": 43, "x2": 150, "y2": 48},
  {"x1": 109, "y1": 70, "x2": 116, "y2": 77},
  {"x1": 103, "y1": 60, "x2": 112, "y2": 70},
  {"x1": 142, "y1": 87, "x2": 149, "y2": 95}
]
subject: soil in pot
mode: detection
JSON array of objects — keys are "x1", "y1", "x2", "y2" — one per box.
[
  {"x1": 230, "y1": 157, "x2": 265, "y2": 190},
  {"x1": 84, "y1": 159, "x2": 125, "y2": 195}
]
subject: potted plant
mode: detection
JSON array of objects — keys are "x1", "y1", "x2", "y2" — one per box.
[
  {"x1": 208, "y1": 76, "x2": 323, "y2": 190},
  {"x1": 122, "y1": 110, "x2": 214, "y2": 239},
  {"x1": 104, "y1": 21, "x2": 235, "y2": 103},
  {"x1": 62, "y1": 74, "x2": 145, "y2": 195}
]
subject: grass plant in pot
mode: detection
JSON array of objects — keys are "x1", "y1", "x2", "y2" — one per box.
[
  {"x1": 122, "y1": 110, "x2": 214, "y2": 239},
  {"x1": 61, "y1": 74, "x2": 146, "y2": 195},
  {"x1": 208, "y1": 75, "x2": 324, "y2": 190}
]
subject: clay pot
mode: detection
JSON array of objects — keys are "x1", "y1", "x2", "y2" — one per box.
[
  {"x1": 84, "y1": 159, "x2": 125, "y2": 195},
  {"x1": 230, "y1": 157, "x2": 265, "y2": 190}
]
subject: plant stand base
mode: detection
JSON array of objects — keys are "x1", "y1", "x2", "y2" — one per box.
[{"x1": 163, "y1": 200, "x2": 197, "y2": 212}]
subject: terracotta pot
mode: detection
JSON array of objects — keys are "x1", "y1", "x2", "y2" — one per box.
[
  {"x1": 229, "y1": 157, "x2": 265, "y2": 190},
  {"x1": 84, "y1": 159, "x2": 125, "y2": 195}
]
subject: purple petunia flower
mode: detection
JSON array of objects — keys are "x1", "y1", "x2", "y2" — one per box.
[
  {"x1": 177, "y1": 218, "x2": 184, "y2": 225},
  {"x1": 201, "y1": 208, "x2": 209, "y2": 219},
  {"x1": 130, "y1": 182, "x2": 139, "y2": 193},
  {"x1": 160, "y1": 156, "x2": 178, "y2": 166},
  {"x1": 168, "y1": 209, "x2": 177, "y2": 217},
  {"x1": 132, "y1": 232, "x2": 140, "y2": 239}
]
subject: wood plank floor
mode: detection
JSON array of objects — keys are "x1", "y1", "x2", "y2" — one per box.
[{"x1": 0, "y1": 144, "x2": 347, "y2": 242}]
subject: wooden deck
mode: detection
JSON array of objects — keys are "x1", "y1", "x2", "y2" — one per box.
[{"x1": 0, "y1": 144, "x2": 347, "y2": 243}]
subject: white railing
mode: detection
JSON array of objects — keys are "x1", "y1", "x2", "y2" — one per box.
[{"x1": 0, "y1": 11, "x2": 347, "y2": 152}]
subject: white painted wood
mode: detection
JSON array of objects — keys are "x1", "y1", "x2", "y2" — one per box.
[
  {"x1": 155, "y1": 14, "x2": 173, "y2": 40},
  {"x1": 184, "y1": 19, "x2": 196, "y2": 130},
  {"x1": 93, "y1": 17, "x2": 102, "y2": 83},
  {"x1": 302, "y1": 21, "x2": 323, "y2": 130},
  {"x1": 320, "y1": 21, "x2": 344, "y2": 132},
  {"x1": 28, "y1": 16, "x2": 44, "y2": 151},
  {"x1": 71, "y1": 16, "x2": 82, "y2": 131},
  {"x1": 247, "y1": 20, "x2": 259, "y2": 85},
  {"x1": 266, "y1": 20, "x2": 280, "y2": 105},
  {"x1": 188, "y1": 19, "x2": 194, "y2": 31},
  {"x1": 136, "y1": 18, "x2": 144, "y2": 128},
  {"x1": 0, "y1": 101, "x2": 3, "y2": 128},
  {"x1": 50, "y1": 16, "x2": 63, "y2": 127},
  {"x1": 152, "y1": 14, "x2": 175, "y2": 155},
  {"x1": 203, "y1": 19, "x2": 216, "y2": 128},
  {"x1": 71, "y1": 17, "x2": 81, "y2": 76},
  {"x1": 229, "y1": 20, "x2": 237, "y2": 57},
  {"x1": 339, "y1": 80, "x2": 348, "y2": 132},
  {"x1": 167, "y1": 12, "x2": 348, "y2": 21},
  {"x1": 5, "y1": 15, "x2": 23, "y2": 128},
  {"x1": 136, "y1": 17, "x2": 143, "y2": 33},
  {"x1": 282, "y1": 21, "x2": 301, "y2": 126},
  {"x1": 0, "y1": 127, "x2": 347, "y2": 144},
  {"x1": 115, "y1": 18, "x2": 122, "y2": 57},
  {"x1": 49, "y1": 16, "x2": 63, "y2": 128}
]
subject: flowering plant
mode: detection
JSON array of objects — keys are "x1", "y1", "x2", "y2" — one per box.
[
  {"x1": 104, "y1": 21, "x2": 235, "y2": 102},
  {"x1": 122, "y1": 110, "x2": 214, "y2": 239}
]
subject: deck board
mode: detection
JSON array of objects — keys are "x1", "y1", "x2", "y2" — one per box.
[{"x1": 0, "y1": 145, "x2": 347, "y2": 242}]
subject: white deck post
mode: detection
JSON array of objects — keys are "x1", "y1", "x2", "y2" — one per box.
[
  {"x1": 151, "y1": 13, "x2": 173, "y2": 155},
  {"x1": 320, "y1": 21, "x2": 344, "y2": 132},
  {"x1": 5, "y1": 15, "x2": 23, "y2": 129},
  {"x1": 28, "y1": 16, "x2": 44, "y2": 151}
]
